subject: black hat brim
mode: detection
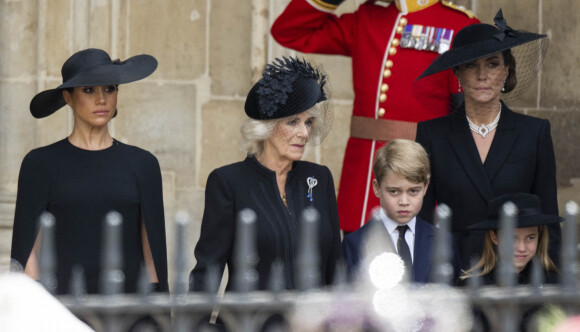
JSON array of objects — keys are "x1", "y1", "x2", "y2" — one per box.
[
  {"x1": 467, "y1": 214, "x2": 563, "y2": 231},
  {"x1": 418, "y1": 31, "x2": 546, "y2": 79},
  {"x1": 245, "y1": 77, "x2": 324, "y2": 120},
  {"x1": 30, "y1": 54, "x2": 157, "y2": 118}
]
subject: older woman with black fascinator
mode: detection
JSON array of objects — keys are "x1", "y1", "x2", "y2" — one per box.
[
  {"x1": 414, "y1": 10, "x2": 561, "y2": 272},
  {"x1": 11, "y1": 49, "x2": 168, "y2": 294},
  {"x1": 190, "y1": 57, "x2": 340, "y2": 292}
]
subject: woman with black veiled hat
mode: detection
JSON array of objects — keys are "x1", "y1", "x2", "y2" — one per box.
[
  {"x1": 414, "y1": 10, "x2": 561, "y2": 273},
  {"x1": 189, "y1": 57, "x2": 340, "y2": 293},
  {"x1": 10, "y1": 49, "x2": 168, "y2": 294}
]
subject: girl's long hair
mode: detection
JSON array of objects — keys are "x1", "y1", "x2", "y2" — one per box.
[{"x1": 460, "y1": 225, "x2": 557, "y2": 280}]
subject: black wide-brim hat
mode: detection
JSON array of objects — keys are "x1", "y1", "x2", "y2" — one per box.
[
  {"x1": 468, "y1": 193, "x2": 563, "y2": 230},
  {"x1": 30, "y1": 48, "x2": 158, "y2": 118},
  {"x1": 418, "y1": 9, "x2": 547, "y2": 79}
]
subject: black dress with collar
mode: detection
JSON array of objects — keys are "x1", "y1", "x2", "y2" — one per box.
[
  {"x1": 416, "y1": 102, "x2": 561, "y2": 270},
  {"x1": 189, "y1": 156, "x2": 341, "y2": 291}
]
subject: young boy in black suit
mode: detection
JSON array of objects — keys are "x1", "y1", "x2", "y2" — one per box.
[{"x1": 342, "y1": 139, "x2": 456, "y2": 283}]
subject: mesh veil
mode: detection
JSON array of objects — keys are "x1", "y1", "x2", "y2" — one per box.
[
  {"x1": 500, "y1": 36, "x2": 549, "y2": 104},
  {"x1": 241, "y1": 58, "x2": 334, "y2": 155},
  {"x1": 307, "y1": 62, "x2": 333, "y2": 145},
  {"x1": 256, "y1": 57, "x2": 334, "y2": 146}
]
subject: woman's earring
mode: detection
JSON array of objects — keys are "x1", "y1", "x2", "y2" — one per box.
[
  {"x1": 502, "y1": 80, "x2": 506, "y2": 92},
  {"x1": 457, "y1": 80, "x2": 462, "y2": 93}
]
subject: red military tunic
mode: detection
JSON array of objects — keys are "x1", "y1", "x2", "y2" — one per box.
[{"x1": 271, "y1": 0, "x2": 479, "y2": 232}]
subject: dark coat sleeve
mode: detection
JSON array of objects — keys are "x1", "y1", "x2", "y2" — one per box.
[
  {"x1": 531, "y1": 120, "x2": 558, "y2": 214},
  {"x1": 450, "y1": 231, "x2": 463, "y2": 284},
  {"x1": 189, "y1": 169, "x2": 235, "y2": 292},
  {"x1": 11, "y1": 150, "x2": 52, "y2": 271},
  {"x1": 129, "y1": 149, "x2": 169, "y2": 292},
  {"x1": 324, "y1": 166, "x2": 342, "y2": 285},
  {"x1": 532, "y1": 120, "x2": 561, "y2": 266},
  {"x1": 415, "y1": 121, "x2": 436, "y2": 224},
  {"x1": 341, "y1": 230, "x2": 363, "y2": 281}
]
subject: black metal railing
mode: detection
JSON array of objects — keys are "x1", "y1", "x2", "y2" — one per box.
[{"x1": 28, "y1": 202, "x2": 580, "y2": 331}]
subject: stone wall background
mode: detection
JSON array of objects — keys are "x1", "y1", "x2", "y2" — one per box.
[{"x1": 1, "y1": 0, "x2": 578, "y2": 288}]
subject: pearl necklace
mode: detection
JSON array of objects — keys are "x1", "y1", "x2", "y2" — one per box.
[{"x1": 466, "y1": 103, "x2": 502, "y2": 138}]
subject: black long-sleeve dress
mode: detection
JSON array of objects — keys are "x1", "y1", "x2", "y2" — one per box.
[
  {"x1": 189, "y1": 156, "x2": 341, "y2": 291},
  {"x1": 11, "y1": 138, "x2": 168, "y2": 294}
]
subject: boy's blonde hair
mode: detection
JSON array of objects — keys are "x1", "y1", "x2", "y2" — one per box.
[{"x1": 373, "y1": 139, "x2": 431, "y2": 184}]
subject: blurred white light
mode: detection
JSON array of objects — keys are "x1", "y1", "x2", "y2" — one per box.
[
  {"x1": 368, "y1": 252, "x2": 405, "y2": 289},
  {"x1": 373, "y1": 287, "x2": 423, "y2": 331}
]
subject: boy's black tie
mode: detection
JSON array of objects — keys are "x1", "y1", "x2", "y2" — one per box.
[{"x1": 396, "y1": 225, "x2": 413, "y2": 274}]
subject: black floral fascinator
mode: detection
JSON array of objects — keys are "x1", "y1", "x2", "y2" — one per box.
[
  {"x1": 416, "y1": 9, "x2": 549, "y2": 104},
  {"x1": 245, "y1": 57, "x2": 334, "y2": 143},
  {"x1": 30, "y1": 48, "x2": 158, "y2": 118}
]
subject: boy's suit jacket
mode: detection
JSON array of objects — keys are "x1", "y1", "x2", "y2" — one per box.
[
  {"x1": 342, "y1": 216, "x2": 440, "y2": 283},
  {"x1": 416, "y1": 102, "x2": 561, "y2": 269}
]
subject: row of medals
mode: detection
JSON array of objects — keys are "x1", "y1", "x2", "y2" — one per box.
[{"x1": 400, "y1": 24, "x2": 454, "y2": 54}]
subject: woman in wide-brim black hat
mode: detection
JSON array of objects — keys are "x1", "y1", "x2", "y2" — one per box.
[
  {"x1": 190, "y1": 56, "x2": 340, "y2": 296},
  {"x1": 414, "y1": 10, "x2": 561, "y2": 274},
  {"x1": 11, "y1": 48, "x2": 169, "y2": 295}
]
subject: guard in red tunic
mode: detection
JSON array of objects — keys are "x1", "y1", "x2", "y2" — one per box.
[{"x1": 272, "y1": 0, "x2": 479, "y2": 232}]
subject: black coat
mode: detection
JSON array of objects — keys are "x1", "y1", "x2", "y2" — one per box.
[
  {"x1": 466, "y1": 264, "x2": 559, "y2": 332},
  {"x1": 189, "y1": 156, "x2": 341, "y2": 291},
  {"x1": 481, "y1": 264, "x2": 559, "y2": 286},
  {"x1": 11, "y1": 139, "x2": 169, "y2": 294},
  {"x1": 416, "y1": 102, "x2": 561, "y2": 269}
]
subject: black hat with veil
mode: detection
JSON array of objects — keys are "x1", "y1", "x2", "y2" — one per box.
[
  {"x1": 414, "y1": 9, "x2": 550, "y2": 105},
  {"x1": 244, "y1": 56, "x2": 334, "y2": 145}
]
